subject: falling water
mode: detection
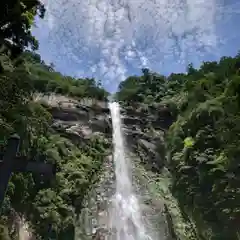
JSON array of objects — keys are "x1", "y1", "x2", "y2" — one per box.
[
  {"x1": 18, "y1": 218, "x2": 31, "y2": 240},
  {"x1": 109, "y1": 102, "x2": 151, "y2": 240}
]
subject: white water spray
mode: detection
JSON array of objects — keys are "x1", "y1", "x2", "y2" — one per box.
[
  {"x1": 109, "y1": 102, "x2": 151, "y2": 240},
  {"x1": 18, "y1": 218, "x2": 31, "y2": 240}
]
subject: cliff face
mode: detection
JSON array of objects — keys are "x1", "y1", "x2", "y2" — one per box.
[
  {"x1": 38, "y1": 95, "x2": 111, "y2": 140},
  {"x1": 40, "y1": 96, "x2": 197, "y2": 240},
  {"x1": 0, "y1": 94, "x2": 197, "y2": 240}
]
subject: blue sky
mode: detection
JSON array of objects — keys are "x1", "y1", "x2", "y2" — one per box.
[{"x1": 32, "y1": 0, "x2": 240, "y2": 92}]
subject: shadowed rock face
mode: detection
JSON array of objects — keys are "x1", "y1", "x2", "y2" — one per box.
[
  {"x1": 41, "y1": 97, "x2": 112, "y2": 143},
  {"x1": 89, "y1": 115, "x2": 112, "y2": 134},
  {"x1": 137, "y1": 139, "x2": 163, "y2": 171},
  {"x1": 92, "y1": 228, "x2": 109, "y2": 240},
  {"x1": 50, "y1": 107, "x2": 90, "y2": 122},
  {"x1": 122, "y1": 115, "x2": 145, "y2": 126}
]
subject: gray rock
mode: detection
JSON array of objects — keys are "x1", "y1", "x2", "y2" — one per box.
[
  {"x1": 121, "y1": 115, "x2": 144, "y2": 126},
  {"x1": 89, "y1": 115, "x2": 111, "y2": 134},
  {"x1": 138, "y1": 139, "x2": 156, "y2": 152},
  {"x1": 123, "y1": 128, "x2": 152, "y2": 142},
  {"x1": 50, "y1": 107, "x2": 89, "y2": 122},
  {"x1": 137, "y1": 139, "x2": 164, "y2": 171},
  {"x1": 66, "y1": 124, "x2": 93, "y2": 139}
]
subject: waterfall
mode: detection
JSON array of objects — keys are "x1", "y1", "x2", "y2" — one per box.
[
  {"x1": 18, "y1": 217, "x2": 31, "y2": 240},
  {"x1": 108, "y1": 102, "x2": 152, "y2": 240}
]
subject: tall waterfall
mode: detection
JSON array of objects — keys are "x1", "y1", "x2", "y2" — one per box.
[{"x1": 108, "y1": 102, "x2": 151, "y2": 240}]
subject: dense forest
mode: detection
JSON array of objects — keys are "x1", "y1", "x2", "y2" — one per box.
[
  {"x1": 115, "y1": 57, "x2": 240, "y2": 239},
  {"x1": 0, "y1": 1, "x2": 109, "y2": 239}
]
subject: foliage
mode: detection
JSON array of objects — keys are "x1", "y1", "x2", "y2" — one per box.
[
  {"x1": 0, "y1": 225, "x2": 10, "y2": 240},
  {"x1": 0, "y1": 0, "x2": 45, "y2": 56},
  {"x1": 0, "y1": 50, "x2": 109, "y2": 238},
  {"x1": 115, "y1": 68, "x2": 186, "y2": 105},
  {"x1": 0, "y1": 3, "x2": 109, "y2": 238},
  {"x1": 20, "y1": 50, "x2": 109, "y2": 100},
  {"x1": 165, "y1": 55, "x2": 240, "y2": 239},
  {"x1": 117, "y1": 54, "x2": 240, "y2": 239},
  {"x1": 18, "y1": 134, "x2": 108, "y2": 239},
  {"x1": 0, "y1": 54, "x2": 108, "y2": 236}
]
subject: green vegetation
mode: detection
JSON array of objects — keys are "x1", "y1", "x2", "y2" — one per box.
[
  {"x1": 0, "y1": 46, "x2": 109, "y2": 239},
  {"x1": 1, "y1": 133, "x2": 109, "y2": 239},
  {"x1": 115, "y1": 68, "x2": 185, "y2": 105},
  {"x1": 21, "y1": 51, "x2": 109, "y2": 100},
  {"x1": 0, "y1": 1, "x2": 109, "y2": 239},
  {"x1": 1, "y1": 0, "x2": 45, "y2": 56},
  {"x1": 116, "y1": 56, "x2": 240, "y2": 239}
]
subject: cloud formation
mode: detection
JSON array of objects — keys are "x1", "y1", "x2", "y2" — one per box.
[{"x1": 33, "y1": 0, "x2": 237, "y2": 92}]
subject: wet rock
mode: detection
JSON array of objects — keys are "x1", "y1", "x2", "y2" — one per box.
[
  {"x1": 137, "y1": 139, "x2": 164, "y2": 172},
  {"x1": 92, "y1": 228, "x2": 109, "y2": 240},
  {"x1": 89, "y1": 115, "x2": 111, "y2": 134},
  {"x1": 138, "y1": 139, "x2": 156, "y2": 152},
  {"x1": 50, "y1": 107, "x2": 90, "y2": 122},
  {"x1": 164, "y1": 204, "x2": 178, "y2": 240},
  {"x1": 123, "y1": 128, "x2": 152, "y2": 143},
  {"x1": 76, "y1": 104, "x2": 91, "y2": 112},
  {"x1": 121, "y1": 115, "x2": 144, "y2": 126},
  {"x1": 121, "y1": 104, "x2": 147, "y2": 118},
  {"x1": 91, "y1": 103, "x2": 110, "y2": 114},
  {"x1": 38, "y1": 95, "x2": 112, "y2": 149},
  {"x1": 121, "y1": 103, "x2": 174, "y2": 131}
]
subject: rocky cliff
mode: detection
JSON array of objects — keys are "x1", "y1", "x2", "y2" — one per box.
[{"x1": 39, "y1": 95, "x2": 198, "y2": 240}]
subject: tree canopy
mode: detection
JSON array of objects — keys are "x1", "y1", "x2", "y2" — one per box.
[
  {"x1": 0, "y1": 0, "x2": 45, "y2": 56},
  {"x1": 116, "y1": 53, "x2": 240, "y2": 239}
]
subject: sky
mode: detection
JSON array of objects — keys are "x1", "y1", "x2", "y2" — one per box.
[{"x1": 32, "y1": 0, "x2": 240, "y2": 93}]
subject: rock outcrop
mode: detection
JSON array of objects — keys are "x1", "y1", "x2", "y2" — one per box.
[{"x1": 38, "y1": 95, "x2": 111, "y2": 144}]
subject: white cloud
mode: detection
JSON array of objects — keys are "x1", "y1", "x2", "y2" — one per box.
[
  {"x1": 126, "y1": 50, "x2": 136, "y2": 58},
  {"x1": 34, "y1": 0, "x2": 229, "y2": 91}
]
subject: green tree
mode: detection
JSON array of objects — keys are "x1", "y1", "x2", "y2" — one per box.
[{"x1": 0, "y1": 0, "x2": 45, "y2": 57}]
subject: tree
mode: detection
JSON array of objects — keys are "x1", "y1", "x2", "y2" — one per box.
[
  {"x1": 116, "y1": 52, "x2": 240, "y2": 239},
  {"x1": 0, "y1": 0, "x2": 45, "y2": 57}
]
